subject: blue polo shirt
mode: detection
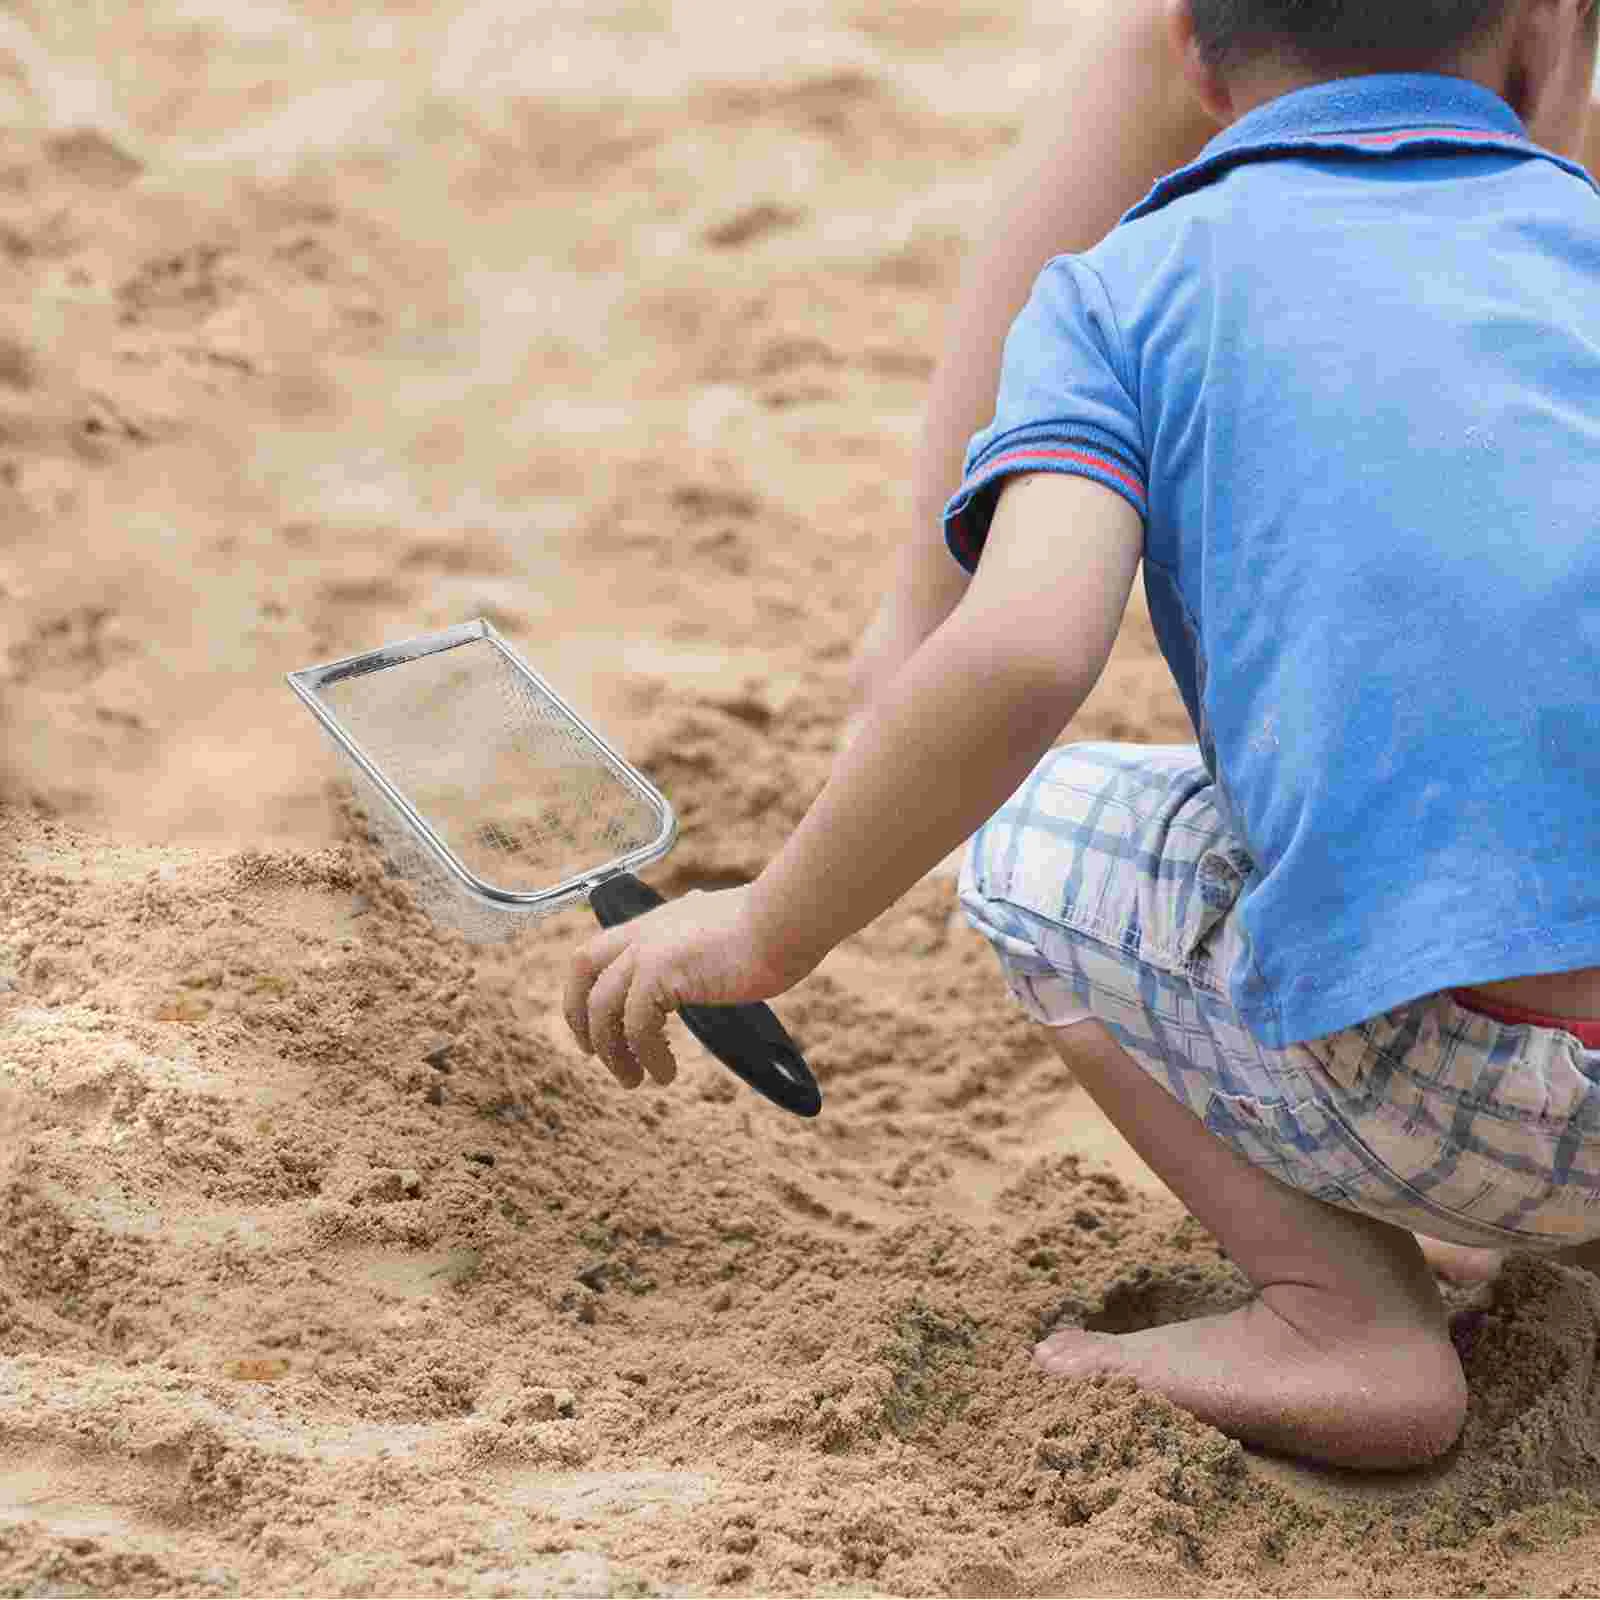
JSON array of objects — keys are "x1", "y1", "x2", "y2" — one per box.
[{"x1": 945, "y1": 73, "x2": 1600, "y2": 1047}]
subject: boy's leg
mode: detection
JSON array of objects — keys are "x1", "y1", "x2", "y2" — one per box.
[{"x1": 1034, "y1": 1018, "x2": 1469, "y2": 1470}]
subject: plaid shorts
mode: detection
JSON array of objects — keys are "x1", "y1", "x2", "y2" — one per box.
[{"x1": 959, "y1": 742, "x2": 1600, "y2": 1252}]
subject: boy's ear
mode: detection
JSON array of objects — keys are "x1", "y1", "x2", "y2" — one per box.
[
  {"x1": 1501, "y1": 0, "x2": 1596, "y2": 153},
  {"x1": 1166, "y1": 0, "x2": 1236, "y2": 125}
]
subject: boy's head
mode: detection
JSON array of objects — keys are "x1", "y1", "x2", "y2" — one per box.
[
  {"x1": 1189, "y1": 0, "x2": 1515, "y2": 74},
  {"x1": 1170, "y1": 0, "x2": 1598, "y2": 151}
]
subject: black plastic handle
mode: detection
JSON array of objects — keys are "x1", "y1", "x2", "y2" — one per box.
[{"x1": 588, "y1": 871, "x2": 822, "y2": 1119}]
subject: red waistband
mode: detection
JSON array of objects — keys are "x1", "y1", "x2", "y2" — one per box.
[{"x1": 1451, "y1": 989, "x2": 1600, "y2": 1049}]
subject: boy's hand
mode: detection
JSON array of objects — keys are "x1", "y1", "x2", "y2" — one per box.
[
  {"x1": 568, "y1": 473, "x2": 1139, "y2": 1098},
  {"x1": 563, "y1": 886, "x2": 811, "y2": 1089}
]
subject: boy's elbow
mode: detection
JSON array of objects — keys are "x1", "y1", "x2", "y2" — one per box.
[
  {"x1": 1006, "y1": 645, "x2": 1102, "y2": 722},
  {"x1": 939, "y1": 617, "x2": 1102, "y2": 725}
]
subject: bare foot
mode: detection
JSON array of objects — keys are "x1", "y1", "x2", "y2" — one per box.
[
  {"x1": 1416, "y1": 1235, "x2": 1600, "y2": 1283},
  {"x1": 1037, "y1": 1021, "x2": 1470, "y2": 1471},
  {"x1": 1035, "y1": 1292, "x2": 1468, "y2": 1470},
  {"x1": 1416, "y1": 1235, "x2": 1504, "y2": 1285}
]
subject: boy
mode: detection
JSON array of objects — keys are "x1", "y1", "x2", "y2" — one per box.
[
  {"x1": 851, "y1": 0, "x2": 1600, "y2": 723},
  {"x1": 566, "y1": 0, "x2": 1600, "y2": 1470}
]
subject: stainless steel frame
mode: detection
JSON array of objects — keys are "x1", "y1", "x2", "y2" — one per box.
[{"x1": 287, "y1": 618, "x2": 678, "y2": 919}]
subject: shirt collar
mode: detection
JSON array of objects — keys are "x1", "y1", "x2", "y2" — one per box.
[{"x1": 1123, "y1": 71, "x2": 1597, "y2": 223}]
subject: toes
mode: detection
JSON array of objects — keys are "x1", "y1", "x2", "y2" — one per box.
[
  {"x1": 1032, "y1": 1328, "x2": 1118, "y2": 1378},
  {"x1": 1425, "y1": 1241, "x2": 1504, "y2": 1285}
]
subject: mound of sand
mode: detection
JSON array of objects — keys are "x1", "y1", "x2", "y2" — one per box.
[{"x1": 4, "y1": 2, "x2": 1600, "y2": 1595}]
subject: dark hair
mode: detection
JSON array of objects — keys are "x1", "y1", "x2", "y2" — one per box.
[{"x1": 1188, "y1": 0, "x2": 1514, "y2": 71}]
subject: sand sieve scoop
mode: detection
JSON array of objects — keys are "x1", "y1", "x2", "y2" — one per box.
[{"x1": 287, "y1": 619, "x2": 821, "y2": 1118}]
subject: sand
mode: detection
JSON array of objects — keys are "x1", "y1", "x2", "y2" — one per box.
[{"x1": 4, "y1": 2, "x2": 1600, "y2": 1595}]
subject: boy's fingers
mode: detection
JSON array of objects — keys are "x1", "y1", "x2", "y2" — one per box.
[
  {"x1": 563, "y1": 927, "x2": 631, "y2": 1054},
  {"x1": 587, "y1": 948, "x2": 644, "y2": 1088},
  {"x1": 563, "y1": 945, "x2": 599, "y2": 1054},
  {"x1": 623, "y1": 968, "x2": 678, "y2": 1086}
]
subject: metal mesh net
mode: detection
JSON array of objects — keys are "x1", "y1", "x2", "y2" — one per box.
[{"x1": 306, "y1": 631, "x2": 669, "y2": 942}]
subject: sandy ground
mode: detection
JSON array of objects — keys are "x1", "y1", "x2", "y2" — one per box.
[{"x1": 4, "y1": 2, "x2": 1600, "y2": 1595}]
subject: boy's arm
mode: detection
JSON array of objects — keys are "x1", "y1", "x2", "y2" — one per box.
[
  {"x1": 846, "y1": 0, "x2": 1211, "y2": 717},
  {"x1": 566, "y1": 473, "x2": 1142, "y2": 1085},
  {"x1": 752, "y1": 473, "x2": 1140, "y2": 966}
]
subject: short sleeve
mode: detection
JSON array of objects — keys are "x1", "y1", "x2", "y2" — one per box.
[{"x1": 944, "y1": 257, "x2": 1147, "y2": 573}]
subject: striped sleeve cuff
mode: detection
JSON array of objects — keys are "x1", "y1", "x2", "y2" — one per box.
[{"x1": 943, "y1": 442, "x2": 1147, "y2": 572}]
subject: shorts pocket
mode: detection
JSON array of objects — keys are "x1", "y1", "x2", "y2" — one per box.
[
  {"x1": 1026, "y1": 754, "x2": 1253, "y2": 984},
  {"x1": 961, "y1": 741, "x2": 1254, "y2": 1010},
  {"x1": 1304, "y1": 1008, "x2": 1600, "y2": 1247},
  {"x1": 1203, "y1": 1080, "x2": 1565, "y2": 1248},
  {"x1": 1202, "y1": 1086, "x2": 1372, "y2": 1211},
  {"x1": 1341, "y1": 1104, "x2": 1543, "y2": 1238}
]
